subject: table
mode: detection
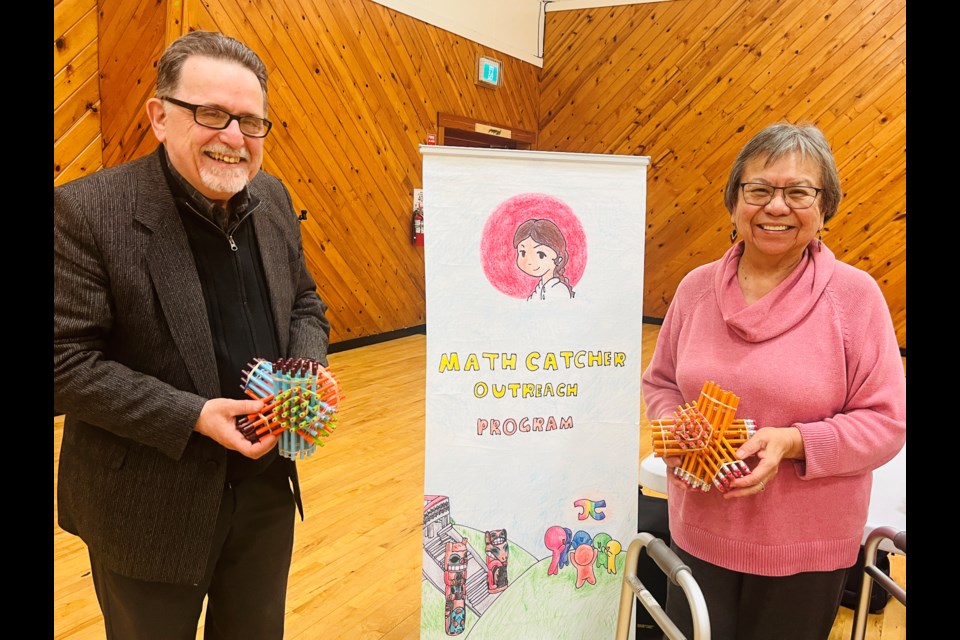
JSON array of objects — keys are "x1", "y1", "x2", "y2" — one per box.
[{"x1": 639, "y1": 445, "x2": 906, "y2": 554}]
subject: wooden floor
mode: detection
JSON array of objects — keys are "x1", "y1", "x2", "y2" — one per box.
[{"x1": 53, "y1": 324, "x2": 905, "y2": 639}]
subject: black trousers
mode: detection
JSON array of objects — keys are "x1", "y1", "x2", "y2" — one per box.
[
  {"x1": 664, "y1": 541, "x2": 848, "y2": 640},
  {"x1": 88, "y1": 459, "x2": 297, "y2": 640}
]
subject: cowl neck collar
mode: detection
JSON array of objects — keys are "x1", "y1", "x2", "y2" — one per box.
[{"x1": 714, "y1": 240, "x2": 836, "y2": 342}]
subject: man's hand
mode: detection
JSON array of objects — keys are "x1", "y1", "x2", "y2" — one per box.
[{"x1": 194, "y1": 398, "x2": 279, "y2": 459}]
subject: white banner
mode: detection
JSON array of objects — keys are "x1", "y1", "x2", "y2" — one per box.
[{"x1": 420, "y1": 146, "x2": 649, "y2": 640}]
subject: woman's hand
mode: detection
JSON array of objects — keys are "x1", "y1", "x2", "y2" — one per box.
[
  {"x1": 723, "y1": 426, "x2": 804, "y2": 499},
  {"x1": 662, "y1": 455, "x2": 690, "y2": 491}
]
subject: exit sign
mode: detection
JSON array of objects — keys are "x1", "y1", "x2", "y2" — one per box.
[{"x1": 477, "y1": 56, "x2": 502, "y2": 87}]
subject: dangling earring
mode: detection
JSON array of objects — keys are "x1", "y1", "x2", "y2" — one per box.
[
  {"x1": 729, "y1": 227, "x2": 738, "y2": 244},
  {"x1": 817, "y1": 228, "x2": 823, "y2": 251}
]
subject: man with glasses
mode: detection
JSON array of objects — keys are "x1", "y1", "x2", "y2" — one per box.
[{"x1": 54, "y1": 31, "x2": 330, "y2": 639}]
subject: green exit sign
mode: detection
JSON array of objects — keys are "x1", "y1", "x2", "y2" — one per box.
[{"x1": 477, "y1": 56, "x2": 502, "y2": 87}]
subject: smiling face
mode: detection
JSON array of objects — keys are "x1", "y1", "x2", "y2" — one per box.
[
  {"x1": 516, "y1": 236, "x2": 559, "y2": 280},
  {"x1": 146, "y1": 55, "x2": 265, "y2": 206},
  {"x1": 732, "y1": 151, "x2": 824, "y2": 267}
]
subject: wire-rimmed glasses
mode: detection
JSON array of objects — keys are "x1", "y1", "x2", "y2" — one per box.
[{"x1": 739, "y1": 183, "x2": 822, "y2": 209}]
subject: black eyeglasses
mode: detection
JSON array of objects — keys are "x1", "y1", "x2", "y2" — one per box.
[
  {"x1": 161, "y1": 96, "x2": 273, "y2": 138},
  {"x1": 740, "y1": 183, "x2": 822, "y2": 209}
]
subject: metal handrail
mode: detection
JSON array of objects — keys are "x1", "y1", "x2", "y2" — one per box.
[
  {"x1": 850, "y1": 526, "x2": 906, "y2": 640},
  {"x1": 615, "y1": 532, "x2": 710, "y2": 640}
]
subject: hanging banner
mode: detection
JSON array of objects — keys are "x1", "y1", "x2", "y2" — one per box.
[{"x1": 420, "y1": 146, "x2": 649, "y2": 639}]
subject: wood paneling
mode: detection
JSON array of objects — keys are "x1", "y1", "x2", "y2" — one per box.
[
  {"x1": 98, "y1": 0, "x2": 167, "y2": 166},
  {"x1": 54, "y1": 0, "x2": 102, "y2": 185},
  {"x1": 53, "y1": 0, "x2": 906, "y2": 349},
  {"x1": 92, "y1": 0, "x2": 540, "y2": 345},
  {"x1": 539, "y1": 0, "x2": 906, "y2": 349}
]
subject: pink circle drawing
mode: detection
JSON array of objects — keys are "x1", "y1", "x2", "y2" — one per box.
[{"x1": 480, "y1": 193, "x2": 587, "y2": 299}]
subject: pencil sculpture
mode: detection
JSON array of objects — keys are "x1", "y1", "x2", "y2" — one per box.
[
  {"x1": 650, "y1": 381, "x2": 757, "y2": 492},
  {"x1": 235, "y1": 357, "x2": 343, "y2": 460}
]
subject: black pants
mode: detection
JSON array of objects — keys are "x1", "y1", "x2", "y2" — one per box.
[
  {"x1": 664, "y1": 541, "x2": 848, "y2": 640},
  {"x1": 89, "y1": 460, "x2": 297, "y2": 640}
]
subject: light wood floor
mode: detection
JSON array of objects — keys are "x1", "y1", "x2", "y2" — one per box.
[{"x1": 53, "y1": 324, "x2": 905, "y2": 639}]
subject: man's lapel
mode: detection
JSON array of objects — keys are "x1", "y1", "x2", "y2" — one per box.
[
  {"x1": 251, "y1": 193, "x2": 292, "y2": 356},
  {"x1": 133, "y1": 154, "x2": 220, "y2": 397}
]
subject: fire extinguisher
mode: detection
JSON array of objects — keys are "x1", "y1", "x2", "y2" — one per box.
[{"x1": 412, "y1": 201, "x2": 424, "y2": 246}]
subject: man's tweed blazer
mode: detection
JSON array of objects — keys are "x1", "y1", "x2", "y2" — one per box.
[{"x1": 54, "y1": 148, "x2": 330, "y2": 584}]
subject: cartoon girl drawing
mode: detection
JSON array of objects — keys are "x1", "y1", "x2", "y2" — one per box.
[{"x1": 513, "y1": 218, "x2": 575, "y2": 300}]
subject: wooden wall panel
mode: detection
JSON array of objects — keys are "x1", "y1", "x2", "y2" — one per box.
[
  {"x1": 98, "y1": 0, "x2": 167, "y2": 167},
  {"x1": 54, "y1": 0, "x2": 905, "y2": 349},
  {"x1": 92, "y1": 0, "x2": 539, "y2": 345},
  {"x1": 539, "y1": 0, "x2": 906, "y2": 349},
  {"x1": 54, "y1": 0, "x2": 102, "y2": 185}
]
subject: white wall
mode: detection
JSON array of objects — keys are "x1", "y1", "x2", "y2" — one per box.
[
  {"x1": 545, "y1": 0, "x2": 669, "y2": 11},
  {"x1": 369, "y1": 0, "x2": 546, "y2": 67},
  {"x1": 368, "y1": 1, "x2": 670, "y2": 68}
]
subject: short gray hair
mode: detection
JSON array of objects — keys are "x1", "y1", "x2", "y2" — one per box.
[
  {"x1": 723, "y1": 122, "x2": 842, "y2": 222},
  {"x1": 155, "y1": 30, "x2": 268, "y2": 113}
]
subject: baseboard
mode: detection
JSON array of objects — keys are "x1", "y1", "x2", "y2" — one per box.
[{"x1": 328, "y1": 324, "x2": 427, "y2": 354}]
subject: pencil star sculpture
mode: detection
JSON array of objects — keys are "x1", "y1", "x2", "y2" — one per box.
[
  {"x1": 235, "y1": 357, "x2": 343, "y2": 460},
  {"x1": 650, "y1": 381, "x2": 757, "y2": 492}
]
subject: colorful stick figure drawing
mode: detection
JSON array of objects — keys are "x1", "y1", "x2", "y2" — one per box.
[
  {"x1": 543, "y1": 526, "x2": 568, "y2": 576},
  {"x1": 480, "y1": 193, "x2": 587, "y2": 300},
  {"x1": 569, "y1": 543, "x2": 598, "y2": 588}
]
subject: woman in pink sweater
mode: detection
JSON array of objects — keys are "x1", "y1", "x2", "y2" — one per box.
[{"x1": 641, "y1": 122, "x2": 905, "y2": 639}]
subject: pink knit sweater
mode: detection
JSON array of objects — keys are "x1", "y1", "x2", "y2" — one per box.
[{"x1": 641, "y1": 240, "x2": 906, "y2": 576}]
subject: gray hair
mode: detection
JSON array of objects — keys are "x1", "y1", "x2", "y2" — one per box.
[
  {"x1": 155, "y1": 30, "x2": 268, "y2": 113},
  {"x1": 723, "y1": 122, "x2": 842, "y2": 222}
]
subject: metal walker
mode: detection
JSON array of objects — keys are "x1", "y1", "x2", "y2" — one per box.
[
  {"x1": 850, "y1": 526, "x2": 906, "y2": 640},
  {"x1": 615, "y1": 532, "x2": 710, "y2": 640}
]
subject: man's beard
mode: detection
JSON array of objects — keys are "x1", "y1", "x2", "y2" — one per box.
[{"x1": 200, "y1": 143, "x2": 252, "y2": 195}]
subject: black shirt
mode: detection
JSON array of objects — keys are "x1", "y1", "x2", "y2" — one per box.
[{"x1": 159, "y1": 145, "x2": 283, "y2": 482}]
